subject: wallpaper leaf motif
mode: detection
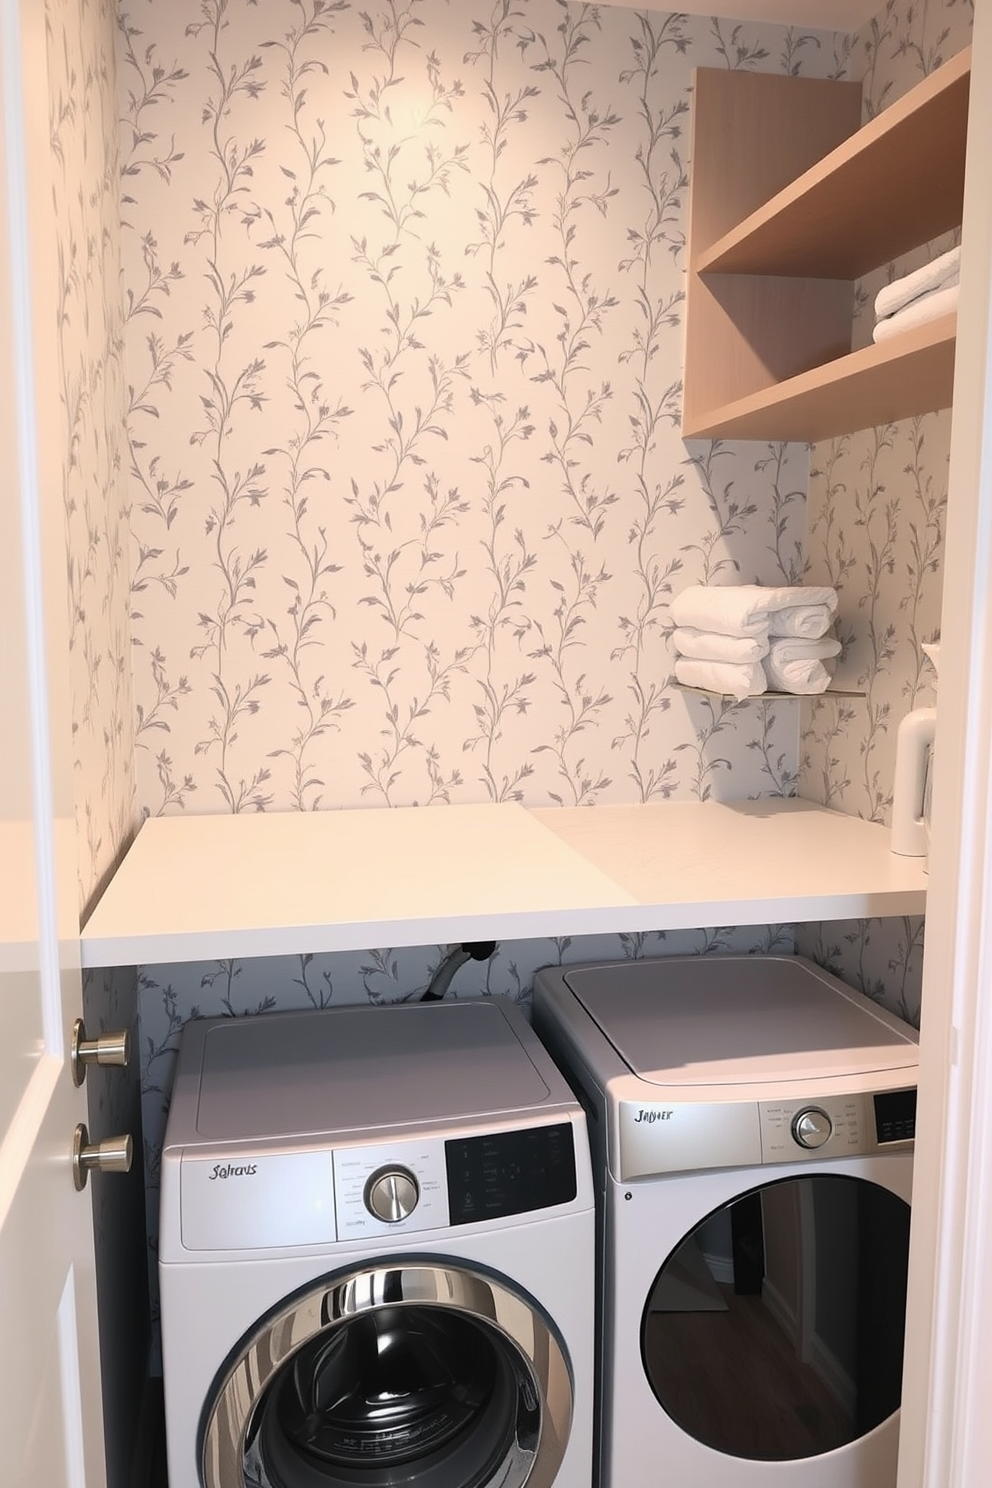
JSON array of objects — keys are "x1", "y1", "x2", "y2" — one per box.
[
  {"x1": 53, "y1": 0, "x2": 136, "y2": 909},
  {"x1": 612, "y1": 10, "x2": 688, "y2": 801},
  {"x1": 797, "y1": 0, "x2": 972, "y2": 1022},
  {"x1": 119, "y1": 0, "x2": 841, "y2": 819},
  {"x1": 859, "y1": 0, "x2": 973, "y2": 116},
  {"x1": 256, "y1": 1, "x2": 356, "y2": 811}
]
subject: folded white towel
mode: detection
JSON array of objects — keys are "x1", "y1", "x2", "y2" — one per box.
[
  {"x1": 670, "y1": 584, "x2": 839, "y2": 639},
  {"x1": 766, "y1": 604, "x2": 837, "y2": 640},
  {"x1": 764, "y1": 635, "x2": 841, "y2": 694},
  {"x1": 874, "y1": 245, "x2": 960, "y2": 322},
  {"x1": 672, "y1": 627, "x2": 769, "y2": 664},
  {"x1": 675, "y1": 657, "x2": 767, "y2": 699},
  {"x1": 765, "y1": 656, "x2": 836, "y2": 694},
  {"x1": 873, "y1": 282, "x2": 959, "y2": 344}
]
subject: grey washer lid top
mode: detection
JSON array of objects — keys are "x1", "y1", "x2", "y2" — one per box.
[
  {"x1": 194, "y1": 999, "x2": 551, "y2": 1141},
  {"x1": 561, "y1": 955, "x2": 918, "y2": 1086}
]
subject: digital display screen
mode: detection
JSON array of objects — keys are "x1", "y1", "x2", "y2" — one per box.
[
  {"x1": 874, "y1": 1088, "x2": 917, "y2": 1144},
  {"x1": 445, "y1": 1122, "x2": 577, "y2": 1225}
]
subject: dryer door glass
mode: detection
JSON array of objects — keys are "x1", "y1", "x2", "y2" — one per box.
[
  {"x1": 201, "y1": 1263, "x2": 571, "y2": 1488},
  {"x1": 640, "y1": 1175, "x2": 910, "y2": 1462}
]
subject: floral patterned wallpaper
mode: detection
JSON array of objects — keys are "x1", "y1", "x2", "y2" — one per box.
[
  {"x1": 117, "y1": 0, "x2": 849, "y2": 818},
  {"x1": 46, "y1": 1, "x2": 144, "y2": 1481},
  {"x1": 854, "y1": 0, "x2": 972, "y2": 118},
  {"x1": 797, "y1": 0, "x2": 973, "y2": 1027},
  {"x1": 51, "y1": 0, "x2": 137, "y2": 912}
]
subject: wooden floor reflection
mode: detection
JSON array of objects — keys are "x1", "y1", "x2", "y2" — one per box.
[{"x1": 644, "y1": 1284, "x2": 853, "y2": 1461}]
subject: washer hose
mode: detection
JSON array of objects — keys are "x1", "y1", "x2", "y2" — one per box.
[{"x1": 420, "y1": 942, "x2": 497, "y2": 1001}]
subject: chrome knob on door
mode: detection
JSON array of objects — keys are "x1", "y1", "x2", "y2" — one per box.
[
  {"x1": 71, "y1": 1018, "x2": 130, "y2": 1086},
  {"x1": 72, "y1": 1125, "x2": 133, "y2": 1191}
]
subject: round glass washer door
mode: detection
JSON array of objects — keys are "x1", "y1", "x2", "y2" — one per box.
[
  {"x1": 200, "y1": 1262, "x2": 572, "y2": 1488},
  {"x1": 641, "y1": 1174, "x2": 911, "y2": 1462}
]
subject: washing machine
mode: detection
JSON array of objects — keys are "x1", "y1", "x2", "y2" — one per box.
[
  {"x1": 531, "y1": 954, "x2": 919, "y2": 1488},
  {"x1": 159, "y1": 998, "x2": 595, "y2": 1488}
]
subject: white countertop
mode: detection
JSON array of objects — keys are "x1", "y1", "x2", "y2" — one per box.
[{"x1": 78, "y1": 799, "x2": 928, "y2": 968}]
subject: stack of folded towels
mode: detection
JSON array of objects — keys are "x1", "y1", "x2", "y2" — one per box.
[
  {"x1": 872, "y1": 244, "x2": 959, "y2": 344},
  {"x1": 670, "y1": 584, "x2": 840, "y2": 699}
]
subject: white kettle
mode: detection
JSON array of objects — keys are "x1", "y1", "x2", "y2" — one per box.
[{"x1": 890, "y1": 645, "x2": 939, "y2": 865}]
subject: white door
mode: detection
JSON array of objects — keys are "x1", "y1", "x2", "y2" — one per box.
[
  {"x1": 0, "y1": 0, "x2": 108, "y2": 1483},
  {"x1": 897, "y1": 4, "x2": 992, "y2": 1485}
]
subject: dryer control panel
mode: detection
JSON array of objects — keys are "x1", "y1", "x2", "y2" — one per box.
[
  {"x1": 617, "y1": 1088, "x2": 916, "y2": 1179},
  {"x1": 760, "y1": 1094, "x2": 867, "y2": 1164}
]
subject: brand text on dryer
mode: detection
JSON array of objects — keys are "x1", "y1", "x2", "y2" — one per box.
[
  {"x1": 209, "y1": 1163, "x2": 258, "y2": 1179},
  {"x1": 633, "y1": 1110, "x2": 674, "y2": 1124}
]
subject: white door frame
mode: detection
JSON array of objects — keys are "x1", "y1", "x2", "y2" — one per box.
[
  {"x1": 0, "y1": 0, "x2": 107, "y2": 1482},
  {"x1": 897, "y1": 5, "x2": 992, "y2": 1484}
]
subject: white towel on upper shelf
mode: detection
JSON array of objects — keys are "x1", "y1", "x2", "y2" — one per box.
[
  {"x1": 874, "y1": 244, "x2": 960, "y2": 322},
  {"x1": 675, "y1": 657, "x2": 767, "y2": 699},
  {"x1": 763, "y1": 635, "x2": 841, "y2": 694},
  {"x1": 671, "y1": 627, "x2": 769, "y2": 663},
  {"x1": 872, "y1": 282, "x2": 959, "y2": 344},
  {"x1": 670, "y1": 584, "x2": 838, "y2": 640},
  {"x1": 766, "y1": 604, "x2": 837, "y2": 639}
]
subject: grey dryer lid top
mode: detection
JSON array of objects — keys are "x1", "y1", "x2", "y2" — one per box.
[
  {"x1": 193, "y1": 1000, "x2": 551, "y2": 1141},
  {"x1": 561, "y1": 956, "x2": 919, "y2": 1085}
]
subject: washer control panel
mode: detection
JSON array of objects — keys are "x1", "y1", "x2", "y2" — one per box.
[
  {"x1": 364, "y1": 1166, "x2": 420, "y2": 1223},
  {"x1": 445, "y1": 1121, "x2": 576, "y2": 1226},
  {"x1": 335, "y1": 1120, "x2": 578, "y2": 1238},
  {"x1": 179, "y1": 1120, "x2": 582, "y2": 1250},
  {"x1": 334, "y1": 1138, "x2": 447, "y2": 1240}
]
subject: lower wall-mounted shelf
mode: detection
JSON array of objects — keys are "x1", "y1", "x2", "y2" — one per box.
[
  {"x1": 682, "y1": 311, "x2": 956, "y2": 442},
  {"x1": 675, "y1": 684, "x2": 864, "y2": 702},
  {"x1": 79, "y1": 800, "x2": 927, "y2": 968}
]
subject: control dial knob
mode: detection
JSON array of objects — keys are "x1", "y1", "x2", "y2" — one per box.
[
  {"x1": 791, "y1": 1107, "x2": 832, "y2": 1150},
  {"x1": 365, "y1": 1166, "x2": 420, "y2": 1223}
]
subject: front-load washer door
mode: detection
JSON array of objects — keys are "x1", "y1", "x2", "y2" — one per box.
[{"x1": 200, "y1": 1262, "x2": 572, "y2": 1488}]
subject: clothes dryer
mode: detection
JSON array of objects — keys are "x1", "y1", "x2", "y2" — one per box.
[
  {"x1": 159, "y1": 998, "x2": 595, "y2": 1488},
  {"x1": 532, "y1": 955, "x2": 918, "y2": 1488}
]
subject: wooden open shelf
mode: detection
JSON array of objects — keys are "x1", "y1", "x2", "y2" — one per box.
[
  {"x1": 684, "y1": 312, "x2": 956, "y2": 443},
  {"x1": 683, "y1": 49, "x2": 969, "y2": 442},
  {"x1": 698, "y1": 48, "x2": 970, "y2": 280}
]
